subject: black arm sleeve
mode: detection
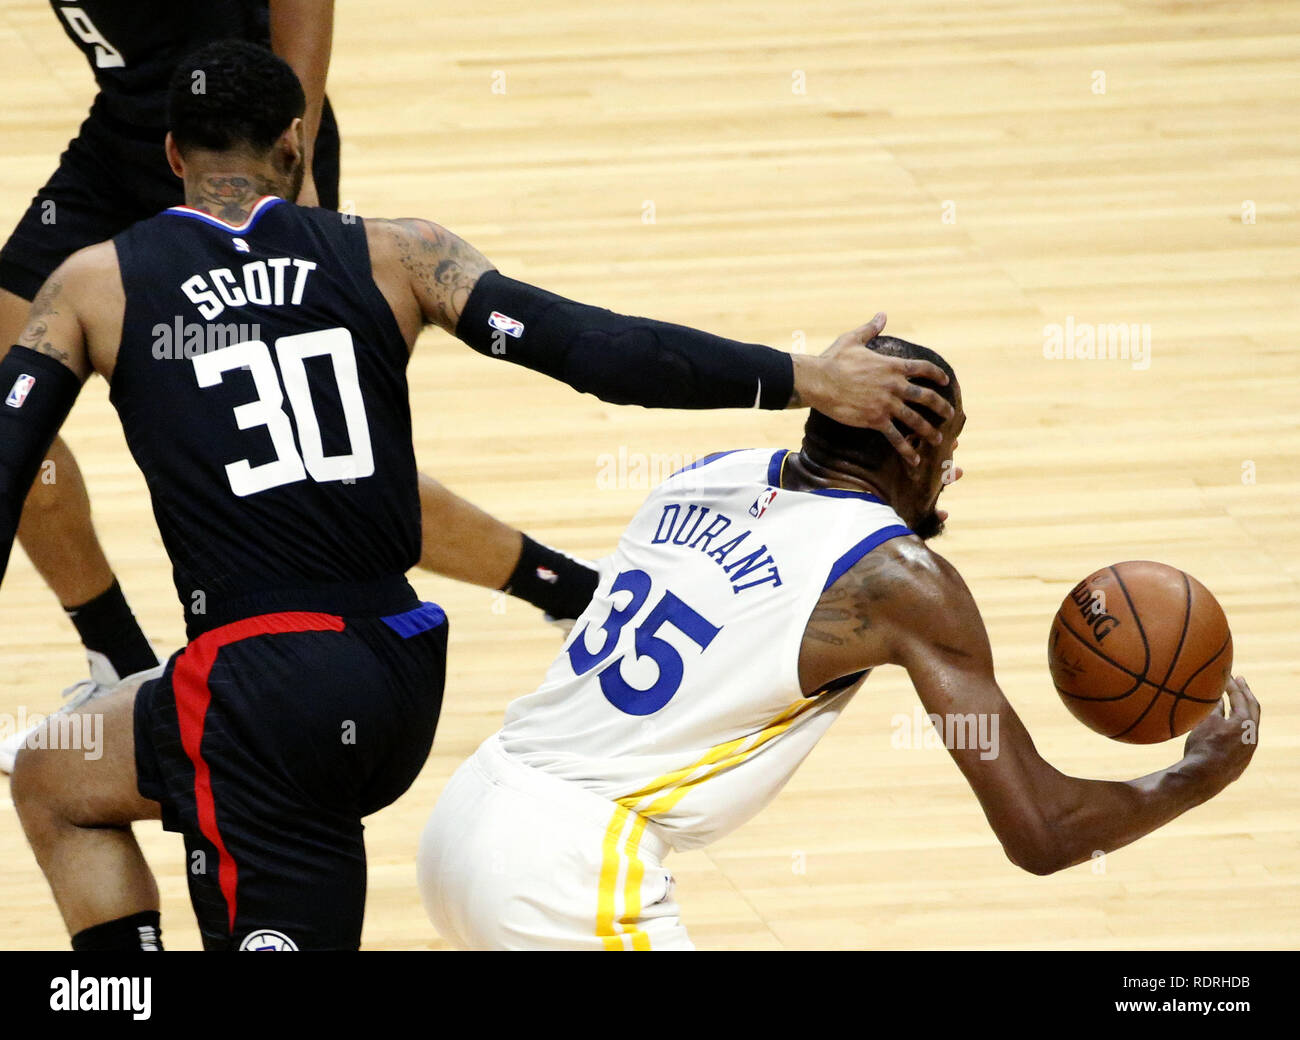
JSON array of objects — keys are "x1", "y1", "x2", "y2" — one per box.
[
  {"x1": 454, "y1": 270, "x2": 794, "y2": 409},
  {"x1": 0, "y1": 347, "x2": 83, "y2": 584}
]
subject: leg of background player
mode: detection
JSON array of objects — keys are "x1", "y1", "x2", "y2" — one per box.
[
  {"x1": 2, "y1": 287, "x2": 158, "y2": 681},
  {"x1": 10, "y1": 682, "x2": 163, "y2": 945},
  {"x1": 17, "y1": 435, "x2": 115, "y2": 607}
]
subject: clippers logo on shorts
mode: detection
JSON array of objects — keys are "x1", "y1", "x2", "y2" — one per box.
[
  {"x1": 749, "y1": 488, "x2": 778, "y2": 519},
  {"x1": 5, "y1": 373, "x2": 35, "y2": 409},
  {"x1": 238, "y1": 928, "x2": 299, "y2": 951},
  {"x1": 488, "y1": 311, "x2": 525, "y2": 338}
]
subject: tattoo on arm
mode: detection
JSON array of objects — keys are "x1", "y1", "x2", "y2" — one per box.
[
  {"x1": 18, "y1": 279, "x2": 71, "y2": 362},
  {"x1": 376, "y1": 218, "x2": 493, "y2": 331},
  {"x1": 804, "y1": 586, "x2": 848, "y2": 647},
  {"x1": 802, "y1": 549, "x2": 907, "y2": 649}
]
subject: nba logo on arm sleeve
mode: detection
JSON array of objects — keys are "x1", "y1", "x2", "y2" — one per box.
[
  {"x1": 5, "y1": 373, "x2": 36, "y2": 409},
  {"x1": 488, "y1": 311, "x2": 525, "y2": 338}
]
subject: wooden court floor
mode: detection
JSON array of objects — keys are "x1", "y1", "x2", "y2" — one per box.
[{"x1": 0, "y1": 0, "x2": 1296, "y2": 949}]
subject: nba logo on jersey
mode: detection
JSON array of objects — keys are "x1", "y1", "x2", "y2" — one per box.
[
  {"x1": 749, "y1": 487, "x2": 778, "y2": 519},
  {"x1": 488, "y1": 311, "x2": 525, "y2": 338},
  {"x1": 5, "y1": 373, "x2": 35, "y2": 409}
]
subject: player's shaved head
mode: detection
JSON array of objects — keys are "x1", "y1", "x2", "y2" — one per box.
[
  {"x1": 803, "y1": 337, "x2": 959, "y2": 472},
  {"x1": 168, "y1": 40, "x2": 306, "y2": 157},
  {"x1": 799, "y1": 337, "x2": 961, "y2": 540}
]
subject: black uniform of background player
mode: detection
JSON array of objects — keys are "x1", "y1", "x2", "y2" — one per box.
[
  {"x1": 0, "y1": 0, "x2": 340, "y2": 301},
  {"x1": 114, "y1": 198, "x2": 442, "y2": 951}
]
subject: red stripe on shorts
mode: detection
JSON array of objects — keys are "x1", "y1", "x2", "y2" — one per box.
[{"x1": 171, "y1": 611, "x2": 346, "y2": 935}]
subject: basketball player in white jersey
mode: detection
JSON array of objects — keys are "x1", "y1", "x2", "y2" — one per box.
[{"x1": 417, "y1": 337, "x2": 1260, "y2": 951}]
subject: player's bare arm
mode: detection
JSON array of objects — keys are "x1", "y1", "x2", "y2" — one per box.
[
  {"x1": 801, "y1": 539, "x2": 1260, "y2": 875},
  {"x1": 269, "y1": 0, "x2": 334, "y2": 208},
  {"x1": 1, "y1": 244, "x2": 124, "y2": 571},
  {"x1": 365, "y1": 217, "x2": 493, "y2": 343},
  {"x1": 17, "y1": 243, "x2": 124, "y2": 381},
  {"x1": 363, "y1": 219, "x2": 596, "y2": 609},
  {"x1": 1, "y1": 263, "x2": 90, "y2": 581},
  {"x1": 10, "y1": 238, "x2": 124, "y2": 379},
  {"x1": 14, "y1": 275, "x2": 88, "y2": 379},
  {"x1": 365, "y1": 216, "x2": 953, "y2": 463}
]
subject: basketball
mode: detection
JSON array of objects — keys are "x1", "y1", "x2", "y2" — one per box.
[{"x1": 1048, "y1": 561, "x2": 1233, "y2": 743}]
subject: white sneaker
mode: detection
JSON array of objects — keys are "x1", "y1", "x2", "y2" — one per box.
[{"x1": 0, "y1": 651, "x2": 160, "y2": 774}]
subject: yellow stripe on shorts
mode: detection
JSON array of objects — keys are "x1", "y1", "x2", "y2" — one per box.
[
  {"x1": 596, "y1": 806, "x2": 631, "y2": 951},
  {"x1": 595, "y1": 805, "x2": 655, "y2": 951},
  {"x1": 595, "y1": 697, "x2": 824, "y2": 949},
  {"x1": 619, "y1": 812, "x2": 652, "y2": 951}
]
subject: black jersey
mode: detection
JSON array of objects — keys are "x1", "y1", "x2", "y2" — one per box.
[
  {"x1": 111, "y1": 199, "x2": 421, "y2": 637},
  {"x1": 48, "y1": 0, "x2": 267, "y2": 130}
]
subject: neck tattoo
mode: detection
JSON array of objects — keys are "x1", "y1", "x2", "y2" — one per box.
[{"x1": 189, "y1": 173, "x2": 280, "y2": 223}]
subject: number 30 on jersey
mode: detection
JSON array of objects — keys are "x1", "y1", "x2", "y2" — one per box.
[{"x1": 193, "y1": 328, "x2": 374, "y2": 497}]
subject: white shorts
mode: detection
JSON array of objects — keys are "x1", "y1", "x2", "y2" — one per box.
[{"x1": 418, "y1": 734, "x2": 694, "y2": 950}]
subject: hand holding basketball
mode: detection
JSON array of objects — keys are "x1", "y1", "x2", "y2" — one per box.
[{"x1": 1182, "y1": 676, "x2": 1261, "y2": 793}]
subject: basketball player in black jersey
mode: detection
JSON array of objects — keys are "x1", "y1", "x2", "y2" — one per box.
[
  {"x1": 0, "y1": 41, "x2": 953, "y2": 950},
  {"x1": 0, "y1": 4, "x2": 612, "y2": 767},
  {"x1": 0, "y1": 1, "x2": 345, "y2": 744}
]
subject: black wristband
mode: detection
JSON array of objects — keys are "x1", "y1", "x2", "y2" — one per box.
[
  {"x1": 456, "y1": 270, "x2": 793, "y2": 410},
  {"x1": 0, "y1": 346, "x2": 83, "y2": 583},
  {"x1": 502, "y1": 534, "x2": 600, "y2": 620}
]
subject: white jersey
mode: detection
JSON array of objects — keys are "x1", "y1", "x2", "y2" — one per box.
[{"x1": 499, "y1": 448, "x2": 915, "y2": 851}]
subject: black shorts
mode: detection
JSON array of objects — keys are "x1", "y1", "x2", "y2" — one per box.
[
  {"x1": 134, "y1": 600, "x2": 446, "y2": 951},
  {"x1": 0, "y1": 98, "x2": 341, "y2": 301}
]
